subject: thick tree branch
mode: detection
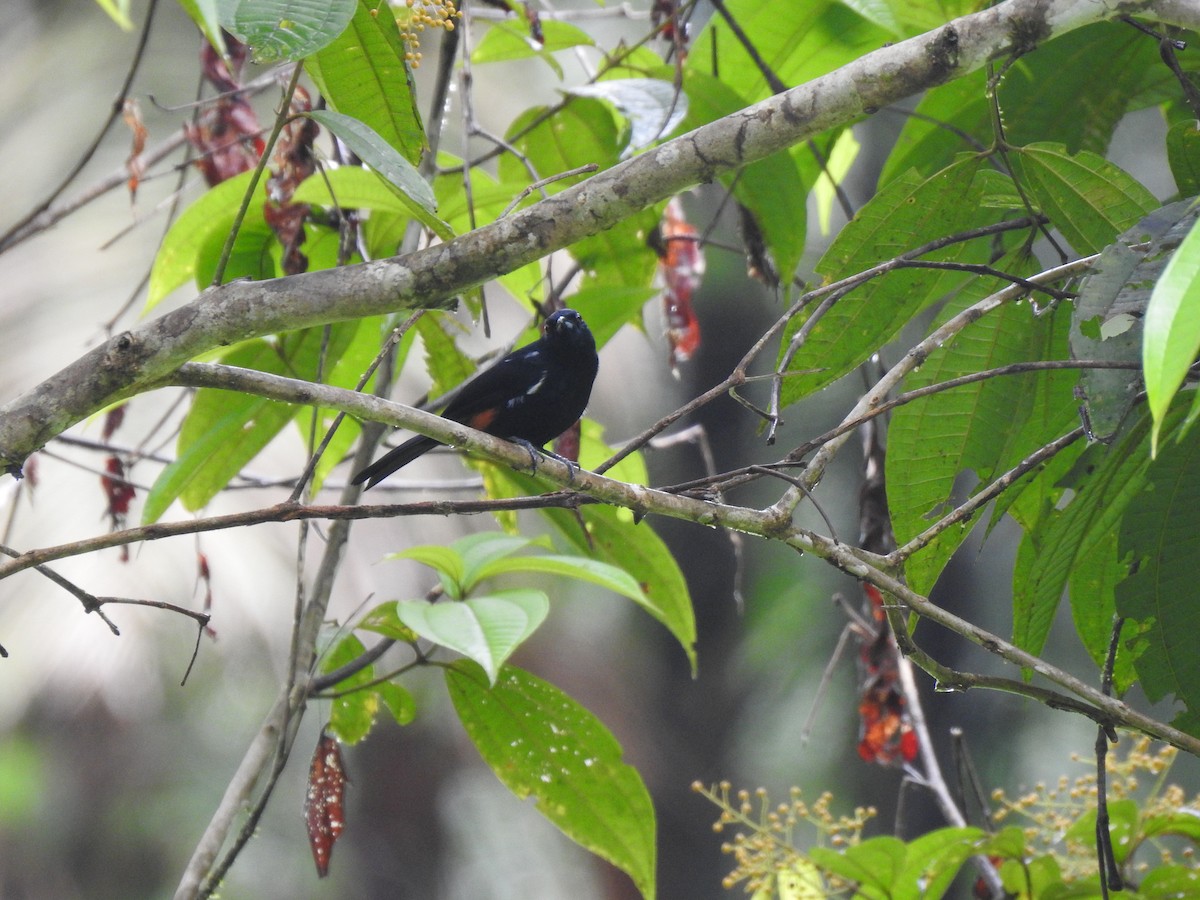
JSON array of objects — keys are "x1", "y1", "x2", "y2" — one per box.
[{"x1": 0, "y1": 0, "x2": 1188, "y2": 474}]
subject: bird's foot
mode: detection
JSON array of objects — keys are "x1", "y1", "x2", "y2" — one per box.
[{"x1": 511, "y1": 440, "x2": 579, "y2": 481}]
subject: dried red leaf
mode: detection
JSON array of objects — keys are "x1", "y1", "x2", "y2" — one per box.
[
  {"x1": 200, "y1": 35, "x2": 249, "y2": 93},
  {"x1": 262, "y1": 88, "x2": 318, "y2": 275},
  {"x1": 305, "y1": 730, "x2": 349, "y2": 878},
  {"x1": 22, "y1": 455, "x2": 38, "y2": 489},
  {"x1": 102, "y1": 404, "x2": 126, "y2": 442},
  {"x1": 121, "y1": 99, "x2": 147, "y2": 200},
  {"x1": 651, "y1": 0, "x2": 689, "y2": 57},
  {"x1": 101, "y1": 456, "x2": 136, "y2": 561},
  {"x1": 185, "y1": 96, "x2": 263, "y2": 186},
  {"x1": 197, "y1": 552, "x2": 216, "y2": 637},
  {"x1": 654, "y1": 197, "x2": 705, "y2": 371}
]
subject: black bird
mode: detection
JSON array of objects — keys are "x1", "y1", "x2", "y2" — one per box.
[{"x1": 352, "y1": 308, "x2": 599, "y2": 489}]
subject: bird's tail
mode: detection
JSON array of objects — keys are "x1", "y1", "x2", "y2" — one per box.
[{"x1": 351, "y1": 435, "x2": 440, "y2": 489}]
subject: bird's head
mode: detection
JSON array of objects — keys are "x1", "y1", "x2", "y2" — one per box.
[{"x1": 543, "y1": 308, "x2": 594, "y2": 350}]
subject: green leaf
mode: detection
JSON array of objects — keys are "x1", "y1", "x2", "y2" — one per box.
[
  {"x1": 178, "y1": 0, "x2": 227, "y2": 53},
  {"x1": 690, "y1": 0, "x2": 888, "y2": 105},
  {"x1": 1166, "y1": 120, "x2": 1200, "y2": 197},
  {"x1": 779, "y1": 155, "x2": 992, "y2": 407},
  {"x1": 1009, "y1": 143, "x2": 1158, "y2": 255},
  {"x1": 1144, "y1": 208, "x2": 1200, "y2": 451},
  {"x1": 567, "y1": 79, "x2": 688, "y2": 153},
  {"x1": 321, "y1": 634, "x2": 378, "y2": 744},
  {"x1": 391, "y1": 544, "x2": 467, "y2": 597},
  {"x1": 810, "y1": 836, "x2": 905, "y2": 897},
  {"x1": 1069, "y1": 203, "x2": 1200, "y2": 442},
  {"x1": 305, "y1": 0, "x2": 425, "y2": 166},
  {"x1": 888, "y1": 253, "x2": 1073, "y2": 595},
  {"x1": 93, "y1": 0, "x2": 133, "y2": 29},
  {"x1": 1064, "y1": 799, "x2": 1139, "y2": 863},
  {"x1": 397, "y1": 590, "x2": 549, "y2": 684},
  {"x1": 881, "y1": 24, "x2": 1180, "y2": 186},
  {"x1": 1117, "y1": 411, "x2": 1200, "y2": 730},
  {"x1": 224, "y1": 0, "x2": 357, "y2": 63},
  {"x1": 358, "y1": 600, "x2": 419, "y2": 643},
  {"x1": 142, "y1": 322, "x2": 361, "y2": 521},
  {"x1": 147, "y1": 171, "x2": 266, "y2": 310},
  {"x1": 455, "y1": 533, "x2": 546, "y2": 589},
  {"x1": 472, "y1": 19, "x2": 596, "y2": 77},
  {"x1": 375, "y1": 681, "x2": 416, "y2": 726},
  {"x1": 306, "y1": 109, "x2": 451, "y2": 240},
  {"x1": 446, "y1": 663, "x2": 656, "y2": 900},
  {"x1": 1013, "y1": 405, "x2": 1185, "y2": 661},
  {"x1": 897, "y1": 827, "x2": 985, "y2": 900},
  {"x1": 475, "y1": 554, "x2": 656, "y2": 610}
]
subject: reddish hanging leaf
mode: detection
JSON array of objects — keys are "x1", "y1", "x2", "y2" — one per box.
[
  {"x1": 852, "y1": 425, "x2": 918, "y2": 766},
  {"x1": 654, "y1": 197, "x2": 704, "y2": 371},
  {"x1": 523, "y1": 4, "x2": 544, "y2": 46},
  {"x1": 200, "y1": 33, "x2": 248, "y2": 93},
  {"x1": 121, "y1": 99, "x2": 148, "y2": 200},
  {"x1": 651, "y1": 0, "x2": 689, "y2": 58},
  {"x1": 101, "y1": 456, "x2": 136, "y2": 562},
  {"x1": 304, "y1": 730, "x2": 349, "y2": 878},
  {"x1": 263, "y1": 88, "x2": 318, "y2": 275},
  {"x1": 196, "y1": 552, "x2": 218, "y2": 638},
  {"x1": 185, "y1": 36, "x2": 263, "y2": 187},
  {"x1": 101, "y1": 404, "x2": 126, "y2": 442}
]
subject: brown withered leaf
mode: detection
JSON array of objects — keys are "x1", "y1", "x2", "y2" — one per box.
[
  {"x1": 304, "y1": 730, "x2": 348, "y2": 878},
  {"x1": 121, "y1": 99, "x2": 147, "y2": 200},
  {"x1": 655, "y1": 197, "x2": 704, "y2": 371}
]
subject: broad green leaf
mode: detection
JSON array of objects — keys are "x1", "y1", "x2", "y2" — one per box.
[
  {"x1": 142, "y1": 323, "x2": 360, "y2": 521},
  {"x1": 812, "y1": 128, "x2": 858, "y2": 236},
  {"x1": 1013, "y1": 406, "x2": 1184, "y2": 660},
  {"x1": 446, "y1": 663, "x2": 656, "y2": 900},
  {"x1": 486, "y1": 469, "x2": 696, "y2": 671},
  {"x1": 1144, "y1": 210, "x2": 1200, "y2": 451},
  {"x1": 224, "y1": 0, "x2": 357, "y2": 63},
  {"x1": 882, "y1": 0, "x2": 982, "y2": 34},
  {"x1": 897, "y1": 827, "x2": 986, "y2": 900},
  {"x1": 391, "y1": 544, "x2": 467, "y2": 597},
  {"x1": 475, "y1": 554, "x2": 653, "y2": 607},
  {"x1": 472, "y1": 19, "x2": 595, "y2": 78},
  {"x1": 416, "y1": 311, "x2": 476, "y2": 399},
  {"x1": 93, "y1": 0, "x2": 133, "y2": 28},
  {"x1": 779, "y1": 155, "x2": 992, "y2": 407},
  {"x1": 1068, "y1": 204, "x2": 1200, "y2": 442},
  {"x1": 358, "y1": 600, "x2": 419, "y2": 643},
  {"x1": 398, "y1": 590, "x2": 549, "y2": 683},
  {"x1": 1143, "y1": 809, "x2": 1200, "y2": 842},
  {"x1": 1009, "y1": 143, "x2": 1158, "y2": 255},
  {"x1": 776, "y1": 860, "x2": 826, "y2": 900},
  {"x1": 292, "y1": 166, "x2": 412, "y2": 214},
  {"x1": 375, "y1": 681, "x2": 416, "y2": 726},
  {"x1": 810, "y1": 836, "x2": 905, "y2": 897},
  {"x1": 147, "y1": 171, "x2": 267, "y2": 310},
  {"x1": 888, "y1": 254, "x2": 1072, "y2": 595},
  {"x1": 1064, "y1": 800, "x2": 1139, "y2": 863},
  {"x1": 1166, "y1": 120, "x2": 1200, "y2": 197},
  {"x1": 567, "y1": 79, "x2": 688, "y2": 153},
  {"x1": 178, "y1": 0, "x2": 226, "y2": 53},
  {"x1": 1067, "y1": 531, "x2": 1141, "y2": 691},
  {"x1": 455, "y1": 533, "x2": 545, "y2": 587},
  {"x1": 880, "y1": 24, "x2": 1183, "y2": 186},
  {"x1": 1117, "y1": 411, "x2": 1200, "y2": 731},
  {"x1": 320, "y1": 634, "x2": 378, "y2": 744},
  {"x1": 503, "y1": 99, "x2": 660, "y2": 290},
  {"x1": 559, "y1": 284, "x2": 657, "y2": 348},
  {"x1": 305, "y1": 0, "x2": 424, "y2": 166},
  {"x1": 690, "y1": 0, "x2": 888, "y2": 105},
  {"x1": 307, "y1": 109, "x2": 452, "y2": 240}
]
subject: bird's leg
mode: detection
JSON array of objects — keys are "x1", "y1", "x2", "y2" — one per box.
[{"x1": 510, "y1": 439, "x2": 578, "y2": 481}]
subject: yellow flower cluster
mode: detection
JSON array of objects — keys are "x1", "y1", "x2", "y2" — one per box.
[
  {"x1": 692, "y1": 781, "x2": 875, "y2": 895},
  {"x1": 397, "y1": 0, "x2": 462, "y2": 68}
]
